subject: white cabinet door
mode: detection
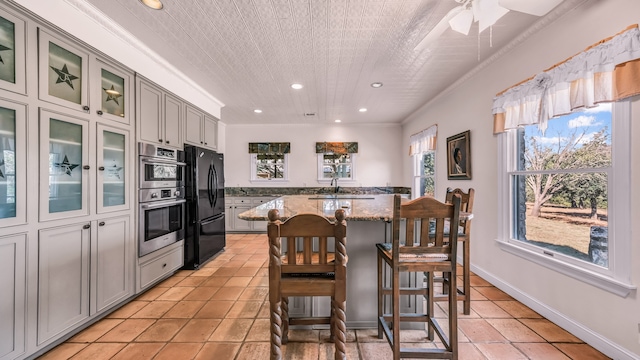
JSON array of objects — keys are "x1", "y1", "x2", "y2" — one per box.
[
  {"x1": 184, "y1": 104, "x2": 203, "y2": 146},
  {"x1": 0, "y1": 98, "x2": 27, "y2": 227},
  {"x1": 92, "y1": 57, "x2": 133, "y2": 125},
  {"x1": 233, "y1": 201, "x2": 252, "y2": 232},
  {"x1": 39, "y1": 109, "x2": 90, "y2": 222},
  {"x1": 38, "y1": 29, "x2": 90, "y2": 113},
  {"x1": 203, "y1": 115, "x2": 218, "y2": 150},
  {"x1": 96, "y1": 124, "x2": 129, "y2": 214},
  {"x1": 38, "y1": 223, "x2": 90, "y2": 345},
  {"x1": 163, "y1": 93, "x2": 182, "y2": 148},
  {"x1": 91, "y1": 216, "x2": 132, "y2": 314},
  {"x1": 0, "y1": 233, "x2": 26, "y2": 360},
  {"x1": 137, "y1": 79, "x2": 163, "y2": 146}
]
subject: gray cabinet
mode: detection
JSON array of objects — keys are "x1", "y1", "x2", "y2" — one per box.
[
  {"x1": 136, "y1": 77, "x2": 183, "y2": 149},
  {"x1": 92, "y1": 216, "x2": 132, "y2": 314},
  {"x1": 137, "y1": 240, "x2": 184, "y2": 292},
  {"x1": 37, "y1": 223, "x2": 91, "y2": 345},
  {"x1": 225, "y1": 197, "x2": 276, "y2": 232},
  {"x1": 0, "y1": 233, "x2": 26, "y2": 360},
  {"x1": 184, "y1": 104, "x2": 218, "y2": 151}
]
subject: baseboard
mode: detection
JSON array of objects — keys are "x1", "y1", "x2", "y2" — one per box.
[{"x1": 470, "y1": 264, "x2": 639, "y2": 360}]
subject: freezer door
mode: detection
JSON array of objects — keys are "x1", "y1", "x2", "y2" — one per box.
[{"x1": 197, "y1": 214, "x2": 226, "y2": 265}]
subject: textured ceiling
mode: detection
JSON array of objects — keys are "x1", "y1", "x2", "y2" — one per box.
[{"x1": 80, "y1": 0, "x2": 572, "y2": 125}]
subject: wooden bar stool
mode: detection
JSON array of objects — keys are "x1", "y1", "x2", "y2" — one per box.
[
  {"x1": 377, "y1": 194, "x2": 462, "y2": 359},
  {"x1": 267, "y1": 209, "x2": 348, "y2": 360}
]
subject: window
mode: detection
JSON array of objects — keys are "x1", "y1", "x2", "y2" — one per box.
[
  {"x1": 248, "y1": 142, "x2": 290, "y2": 182},
  {"x1": 317, "y1": 153, "x2": 355, "y2": 182},
  {"x1": 412, "y1": 151, "x2": 435, "y2": 198},
  {"x1": 251, "y1": 153, "x2": 288, "y2": 181},
  {"x1": 497, "y1": 102, "x2": 633, "y2": 296}
]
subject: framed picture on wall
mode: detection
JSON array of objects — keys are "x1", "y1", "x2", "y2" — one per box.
[{"x1": 446, "y1": 130, "x2": 471, "y2": 180}]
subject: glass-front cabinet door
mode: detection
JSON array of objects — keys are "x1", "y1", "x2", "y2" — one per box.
[
  {"x1": 96, "y1": 124, "x2": 129, "y2": 213},
  {"x1": 39, "y1": 109, "x2": 89, "y2": 221},
  {"x1": 38, "y1": 29, "x2": 89, "y2": 113},
  {"x1": 0, "y1": 98, "x2": 25, "y2": 226},
  {"x1": 0, "y1": 7, "x2": 26, "y2": 94},
  {"x1": 92, "y1": 57, "x2": 132, "y2": 125}
]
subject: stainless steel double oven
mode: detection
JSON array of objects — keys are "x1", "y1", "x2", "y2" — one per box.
[{"x1": 138, "y1": 142, "x2": 186, "y2": 257}]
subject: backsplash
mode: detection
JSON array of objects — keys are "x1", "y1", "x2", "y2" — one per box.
[{"x1": 225, "y1": 186, "x2": 411, "y2": 197}]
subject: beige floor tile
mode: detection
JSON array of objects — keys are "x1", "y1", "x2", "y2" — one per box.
[
  {"x1": 155, "y1": 286, "x2": 195, "y2": 301},
  {"x1": 188, "y1": 267, "x2": 217, "y2": 277},
  {"x1": 319, "y1": 342, "x2": 359, "y2": 360},
  {"x1": 209, "y1": 318, "x2": 254, "y2": 342},
  {"x1": 135, "y1": 286, "x2": 169, "y2": 301},
  {"x1": 156, "y1": 276, "x2": 183, "y2": 288},
  {"x1": 220, "y1": 260, "x2": 246, "y2": 268},
  {"x1": 175, "y1": 276, "x2": 207, "y2": 287},
  {"x1": 106, "y1": 300, "x2": 149, "y2": 319},
  {"x1": 244, "y1": 318, "x2": 271, "y2": 342},
  {"x1": 238, "y1": 287, "x2": 269, "y2": 301},
  {"x1": 68, "y1": 319, "x2": 123, "y2": 343},
  {"x1": 257, "y1": 300, "x2": 270, "y2": 318},
  {"x1": 68, "y1": 343, "x2": 125, "y2": 360},
  {"x1": 282, "y1": 342, "x2": 319, "y2": 359},
  {"x1": 202, "y1": 276, "x2": 230, "y2": 287},
  {"x1": 153, "y1": 343, "x2": 203, "y2": 360},
  {"x1": 475, "y1": 343, "x2": 528, "y2": 359},
  {"x1": 136, "y1": 318, "x2": 188, "y2": 342},
  {"x1": 243, "y1": 260, "x2": 266, "y2": 268},
  {"x1": 236, "y1": 342, "x2": 272, "y2": 358},
  {"x1": 458, "y1": 319, "x2": 507, "y2": 342},
  {"x1": 514, "y1": 343, "x2": 571, "y2": 359},
  {"x1": 469, "y1": 275, "x2": 492, "y2": 287},
  {"x1": 553, "y1": 343, "x2": 611, "y2": 360},
  {"x1": 211, "y1": 286, "x2": 244, "y2": 300},
  {"x1": 486, "y1": 318, "x2": 545, "y2": 342},
  {"x1": 224, "y1": 276, "x2": 253, "y2": 287},
  {"x1": 235, "y1": 266, "x2": 260, "y2": 277},
  {"x1": 287, "y1": 329, "x2": 320, "y2": 342},
  {"x1": 458, "y1": 342, "x2": 487, "y2": 360},
  {"x1": 110, "y1": 343, "x2": 165, "y2": 360},
  {"x1": 520, "y1": 318, "x2": 583, "y2": 342},
  {"x1": 474, "y1": 286, "x2": 514, "y2": 301},
  {"x1": 355, "y1": 328, "x2": 387, "y2": 343},
  {"x1": 97, "y1": 319, "x2": 155, "y2": 342},
  {"x1": 194, "y1": 342, "x2": 241, "y2": 360},
  {"x1": 162, "y1": 300, "x2": 206, "y2": 318},
  {"x1": 173, "y1": 318, "x2": 221, "y2": 342},
  {"x1": 194, "y1": 300, "x2": 234, "y2": 318},
  {"x1": 470, "y1": 300, "x2": 512, "y2": 318},
  {"x1": 226, "y1": 300, "x2": 262, "y2": 318},
  {"x1": 494, "y1": 300, "x2": 542, "y2": 319},
  {"x1": 38, "y1": 343, "x2": 87, "y2": 360},
  {"x1": 248, "y1": 276, "x2": 269, "y2": 287},
  {"x1": 357, "y1": 342, "x2": 393, "y2": 359},
  {"x1": 130, "y1": 301, "x2": 177, "y2": 318},
  {"x1": 174, "y1": 270, "x2": 193, "y2": 277},
  {"x1": 212, "y1": 267, "x2": 239, "y2": 276},
  {"x1": 182, "y1": 286, "x2": 219, "y2": 301},
  {"x1": 469, "y1": 287, "x2": 489, "y2": 301}
]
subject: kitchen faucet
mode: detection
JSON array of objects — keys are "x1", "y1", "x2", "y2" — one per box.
[{"x1": 330, "y1": 176, "x2": 340, "y2": 193}]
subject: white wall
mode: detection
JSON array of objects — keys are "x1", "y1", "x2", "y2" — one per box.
[
  {"x1": 401, "y1": 0, "x2": 640, "y2": 358},
  {"x1": 225, "y1": 124, "x2": 403, "y2": 188}
]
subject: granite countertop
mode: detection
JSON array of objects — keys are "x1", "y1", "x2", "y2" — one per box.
[{"x1": 237, "y1": 194, "x2": 400, "y2": 222}]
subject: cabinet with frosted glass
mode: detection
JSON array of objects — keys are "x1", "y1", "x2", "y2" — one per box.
[
  {"x1": 0, "y1": 99, "x2": 26, "y2": 227},
  {"x1": 91, "y1": 57, "x2": 133, "y2": 125},
  {"x1": 39, "y1": 109, "x2": 90, "y2": 221},
  {"x1": 96, "y1": 124, "x2": 129, "y2": 214}
]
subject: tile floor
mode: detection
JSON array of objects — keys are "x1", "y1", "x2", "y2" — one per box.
[{"x1": 39, "y1": 233, "x2": 610, "y2": 359}]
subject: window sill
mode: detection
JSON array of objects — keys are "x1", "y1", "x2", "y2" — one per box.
[
  {"x1": 496, "y1": 239, "x2": 636, "y2": 297},
  {"x1": 250, "y1": 179, "x2": 289, "y2": 183}
]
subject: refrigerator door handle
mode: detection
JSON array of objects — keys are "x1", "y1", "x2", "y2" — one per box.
[
  {"x1": 207, "y1": 165, "x2": 214, "y2": 207},
  {"x1": 212, "y1": 163, "x2": 219, "y2": 207},
  {"x1": 201, "y1": 212, "x2": 224, "y2": 225}
]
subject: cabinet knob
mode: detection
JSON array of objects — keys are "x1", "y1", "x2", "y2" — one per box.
[
  {"x1": 204, "y1": 142, "x2": 208, "y2": 145},
  {"x1": 97, "y1": 110, "x2": 103, "y2": 115},
  {"x1": 99, "y1": 221, "x2": 105, "y2": 226},
  {"x1": 162, "y1": 263, "x2": 167, "y2": 268},
  {"x1": 83, "y1": 165, "x2": 90, "y2": 170},
  {"x1": 82, "y1": 105, "x2": 90, "y2": 112},
  {"x1": 200, "y1": 141, "x2": 203, "y2": 144},
  {"x1": 83, "y1": 224, "x2": 90, "y2": 229},
  {"x1": 159, "y1": 139, "x2": 163, "y2": 143},
  {"x1": 98, "y1": 166, "x2": 105, "y2": 171},
  {"x1": 166, "y1": 140, "x2": 170, "y2": 144}
]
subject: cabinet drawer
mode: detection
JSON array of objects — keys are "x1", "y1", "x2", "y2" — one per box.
[
  {"x1": 234, "y1": 198, "x2": 251, "y2": 204},
  {"x1": 252, "y1": 197, "x2": 274, "y2": 205},
  {"x1": 139, "y1": 246, "x2": 183, "y2": 289}
]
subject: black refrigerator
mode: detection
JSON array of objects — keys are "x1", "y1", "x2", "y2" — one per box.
[{"x1": 183, "y1": 145, "x2": 226, "y2": 269}]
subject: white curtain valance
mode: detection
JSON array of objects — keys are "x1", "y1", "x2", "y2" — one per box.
[
  {"x1": 492, "y1": 25, "x2": 640, "y2": 133},
  {"x1": 409, "y1": 125, "x2": 437, "y2": 156}
]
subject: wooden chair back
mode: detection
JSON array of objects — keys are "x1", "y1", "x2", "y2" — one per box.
[{"x1": 445, "y1": 187, "x2": 474, "y2": 236}]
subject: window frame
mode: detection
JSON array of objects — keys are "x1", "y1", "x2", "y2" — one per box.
[
  {"x1": 316, "y1": 153, "x2": 357, "y2": 183},
  {"x1": 250, "y1": 153, "x2": 289, "y2": 182},
  {"x1": 496, "y1": 100, "x2": 635, "y2": 297},
  {"x1": 412, "y1": 150, "x2": 435, "y2": 199}
]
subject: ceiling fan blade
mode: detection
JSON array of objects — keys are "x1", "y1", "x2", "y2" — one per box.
[
  {"x1": 473, "y1": 0, "x2": 510, "y2": 33},
  {"x1": 414, "y1": 5, "x2": 464, "y2": 51},
  {"x1": 449, "y1": 8, "x2": 474, "y2": 35},
  {"x1": 498, "y1": 0, "x2": 563, "y2": 16}
]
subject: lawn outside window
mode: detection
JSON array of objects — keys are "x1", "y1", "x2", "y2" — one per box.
[{"x1": 496, "y1": 101, "x2": 635, "y2": 296}]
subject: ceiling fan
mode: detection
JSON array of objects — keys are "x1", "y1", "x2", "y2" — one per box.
[{"x1": 414, "y1": 0, "x2": 564, "y2": 50}]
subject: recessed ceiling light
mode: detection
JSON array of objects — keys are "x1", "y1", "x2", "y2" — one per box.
[
  {"x1": 139, "y1": 0, "x2": 163, "y2": 10},
  {"x1": 254, "y1": 109, "x2": 262, "y2": 113},
  {"x1": 291, "y1": 83, "x2": 303, "y2": 90},
  {"x1": 371, "y1": 82, "x2": 383, "y2": 88},
  {"x1": 334, "y1": 119, "x2": 342, "y2": 123},
  {"x1": 359, "y1": 108, "x2": 367, "y2": 112}
]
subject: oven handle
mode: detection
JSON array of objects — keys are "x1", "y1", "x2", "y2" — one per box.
[
  {"x1": 140, "y1": 199, "x2": 186, "y2": 209},
  {"x1": 140, "y1": 158, "x2": 187, "y2": 167}
]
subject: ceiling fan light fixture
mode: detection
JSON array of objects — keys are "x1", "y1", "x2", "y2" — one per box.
[
  {"x1": 498, "y1": 0, "x2": 563, "y2": 16},
  {"x1": 449, "y1": 8, "x2": 474, "y2": 35},
  {"x1": 139, "y1": 0, "x2": 163, "y2": 10}
]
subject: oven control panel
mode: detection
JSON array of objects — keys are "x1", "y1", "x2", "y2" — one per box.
[{"x1": 139, "y1": 187, "x2": 185, "y2": 203}]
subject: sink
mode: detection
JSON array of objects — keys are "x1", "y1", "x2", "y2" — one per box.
[{"x1": 307, "y1": 196, "x2": 375, "y2": 200}]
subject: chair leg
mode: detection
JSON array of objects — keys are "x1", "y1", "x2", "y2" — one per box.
[
  {"x1": 282, "y1": 296, "x2": 289, "y2": 344},
  {"x1": 377, "y1": 252, "x2": 384, "y2": 339},
  {"x1": 392, "y1": 267, "x2": 400, "y2": 360},
  {"x1": 269, "y1": 298, "x2": 283, "y2": 360},
  {"x1": 463, "y1": 238, "x2": 471, "y2": 315},
  {"x1": 332, "y1": 297, "x2": 347, "y2": 360},
  {"x1": 449, "y1": 273, "x2": 459, "y2": 359},
  {"x1": 330, "y1": 296, "x2": 335, "y2": 342},
  {"x1": 426, "y1": 269, "x2": 435, "y2": 341}
]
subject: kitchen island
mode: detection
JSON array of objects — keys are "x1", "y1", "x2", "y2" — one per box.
[{"x1": 238, "y1": 194, "x2": 410, "y2": 328}]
